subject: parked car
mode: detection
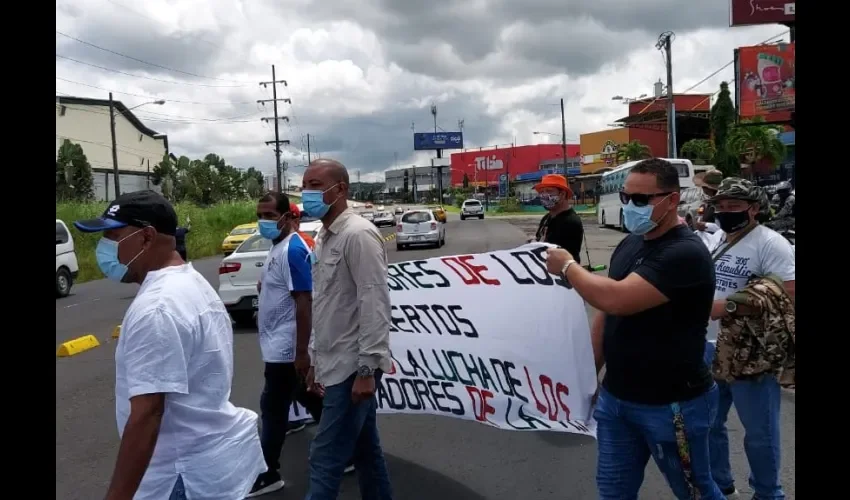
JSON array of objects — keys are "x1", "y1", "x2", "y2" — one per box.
[
  {"x1": 55, "y1": 219, "x2": 79, "y2": 298},
  {"x1": 396, "y1": 210, "x2": 446, "y2": 250},
  {"x1": 373, "y1": 211, "x2": 395, "y2": 227},
  {"x1": 221, "y1": 222, "x2": 258, "y2": 255},
  {"x1": 361, "y1": 211, "x2": 375, "y2": 222},
  {"x1": 394, "y1": 206, "x2": 404, "y2": 215},
  {"x1": 460, "y1": 199, "x2": 484, "y2": 220},
  {"x1": 428, "y1": 205, "x2": 447, "y2": 223},
  {"x1": 677, "y1": 187, "x2": 708, "y2": 230}
]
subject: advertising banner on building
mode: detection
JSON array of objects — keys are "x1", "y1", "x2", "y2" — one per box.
[
  {"x1": 414, "y1": 132, "x2": 464, "y2": 151},
  {"x1": 290, "y1": 244, "x2": 599, "y2": 436},
  {"x1": 735, "y1": 43, "x2": 795, "y2": 123},
  {"x1": 730, "y1": 0, "x2": 794, "y2": 27}
]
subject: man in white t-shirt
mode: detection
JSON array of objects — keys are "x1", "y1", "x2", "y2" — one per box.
[
  {"x1": 702, "y1": 178, "x2": 795, "y2": 500},
  {"x1": 74, "y1": 190, "x2": 266, "y2": 500}
]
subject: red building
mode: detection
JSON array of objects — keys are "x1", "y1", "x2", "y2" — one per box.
[
  {"x1": 614, "y1": 94, "x2": 712, "y2": 159},
  {"x1": 450, "y1": 144, "x2": 580, "y2": 187}
]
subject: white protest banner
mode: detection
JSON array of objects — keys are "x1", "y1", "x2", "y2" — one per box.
[{"x1": 376, "y1": 243, "x2": 598, "y2": 436}]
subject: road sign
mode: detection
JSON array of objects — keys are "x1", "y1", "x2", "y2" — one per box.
[
  {"x1": 498, "y1": 173, "x2": 508, "y2": 197},
  {"x1": 413, "y1": 132, "x2": 464, "y2": 151}
]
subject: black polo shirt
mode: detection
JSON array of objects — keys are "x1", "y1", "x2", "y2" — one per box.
[
  {"x1": 602, "y1": 225, "x2": 715, "y2": 404},
  {"x1": 536, "y1": 208, "x2": 584, "y2": 263}
]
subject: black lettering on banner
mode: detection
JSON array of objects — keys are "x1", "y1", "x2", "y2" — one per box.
[
  {"x1": 430, "y1": 349, "x2": 459, "y2": 382},
  {"x1": 377, "y1": 377, "x2": 465, "y2": 416},
  {"x1": 504, "y1": 361, "x2": 529, "y2": 403},
  {"x1": 413, "y1": 261, "x2": 451, "y2": 288},
  {"x1": 391, "y1": 354, "x2": 416, "y2": 377},
  {"x1": 476, "y1": 356, "x2": 496, "y2": 391},
  {"x1": 431, "y1": 305, "x2": 462, "y2": 335},
  {"x1": 418, "y1": 349, "x2": 444, "y2": 380},
  {"x1": 528, "y1": 246, "x2": 573, "y2": 289},
  {"x1": 446, "y1": 351, "x2": 475, "y2": 386},
  {"x1": 389, "y1": 306, "x2": 413, "y2": 333},
  {"x1": 490, "y1": 253, "x2": 534, "y2": 285},
  {"x1": 557, "y1": 420, "x2": 591, "y2": 434},
  {"x1": 510, "y1": 250, "x2": 554, "y2": 286},
  {"x1": 414, "y1": 305, "x2": 443, "y2": 334},
  {"x1": 449, "y1": 305, "x2": 479, "y2": 338},
  {"x1": 405, "y1": 350, "x2": 430, "y2": 378},
  {"x1": 503, "y1": 398, "x2": 553, "y2": 430},
  {"x1": 387, "y1": 264, "x2": 417, "y2": 291},
  {"x1": 489, "y1": 358, "x2": 514, "y2": 396},
  {"x1": 399, "y1": 305, "x2": 429, "y2": 334}
]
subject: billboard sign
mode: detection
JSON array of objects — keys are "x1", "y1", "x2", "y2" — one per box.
[
  {"x1": 735, "y1": 43, "x2": 795, "y2": 122},
  {"x1": 413, "y1": 132, "x2": 464, "y2": 151},
  {"x1": 730, "y1": 0, "x2": 794, "y2": 27},
  {"x1": 498, "y1": 174, "x2": 508, "y2": 197}
]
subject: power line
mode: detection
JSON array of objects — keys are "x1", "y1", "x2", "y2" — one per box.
[
  {"x1": 55, "y1": 30, "x2": 250, "y2": 84},
  {"x1": 56, "y1": 77, "x2": 255, "y2": 105},
  {"x1": 56, "y1": 54, "x2": 243, "y2": 88},
  {"x1": 59, "y1": 101, "x2": 262, "y2": 124}
]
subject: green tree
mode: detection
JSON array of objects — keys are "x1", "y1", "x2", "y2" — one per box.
[
  {"x1": 680, "y1": 139, "x2": 717, "y2": 165},
  {"x1": 56, "y1": 139, "x2": 95, "y2": 202},
  {"x1": 616, "y1": 140, "x2": 652, "y2": 163},
  {"x1": 710, "y1": 81, "x2": 739, "y2": 175},
  {"x1": 727, "y1": 118, "x2": 786, "y2": 176}
]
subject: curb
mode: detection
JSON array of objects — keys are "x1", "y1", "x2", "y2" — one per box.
[
  {"x1": 383, "y1": 233, "x2": 396, "y2": 242},
  {"x1": 57, "y1": 334, "x2": 101, "y2": 357}
]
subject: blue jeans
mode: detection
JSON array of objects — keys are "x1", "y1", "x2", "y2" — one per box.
[
  {"x1": 306, "y1": 371, "x2": 393, "y2": 500},
  {"x1": 169, "y1": 476, "x2": 187, "y2": 500},
  {"x1": 594, "y1": 386, "x2": 724, "y2": 500},
  {"x1": 704, "y1": 342, "x2": 785, "y2": 499}
]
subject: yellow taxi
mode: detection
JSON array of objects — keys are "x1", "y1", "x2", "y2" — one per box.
[
  {"x1": 221, "y1": 222, "x2": 258, "y2": 255},
  {"x1": 429, "y1": 205, "x2": 447, "y2": 223}
]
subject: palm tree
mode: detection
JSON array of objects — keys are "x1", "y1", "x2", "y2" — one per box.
[
  {"x1": 727, "y1": 119, "x2": 786, "y2": 177},
  {"x1": 616, "y1": 140, "x2": 652, "y2": 163},
  {"x1": 680, "y1": 139, "x2": 717, "y2": 165}
]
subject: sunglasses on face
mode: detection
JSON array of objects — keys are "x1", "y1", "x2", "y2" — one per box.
[{"x1": 619, "y1": 191, "x2": 673, "y2": 207}]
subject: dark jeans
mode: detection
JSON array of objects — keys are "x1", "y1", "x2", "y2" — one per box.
[
  {"x1": 260, "y1": 362, "x2": 324, "y2": 472},
  {"x1": 594, "y1": 386, "x2": 724, "y2": 500},
  {"x1": 306, "y1": 371, "x2": 393, "y2": 500},
  {"x1": 178, "y1": 249, "x2": 187, "y2": 261}
]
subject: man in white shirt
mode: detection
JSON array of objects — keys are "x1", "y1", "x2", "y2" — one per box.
[
  {"x1": 74, "y1": 190, "x2": 266, "y2": 500},
  {"x1": 702, "y1": 178, "x2": 795, "y2": 500}
]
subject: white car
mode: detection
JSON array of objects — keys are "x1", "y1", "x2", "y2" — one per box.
[
  {"x1": 361, "y1": 211, "x2": 375, "y2": 222},
  {"x1": 460, "y1": 199, "x2": 484, "y2": 220},
  {"x1": 396, "y1": 210, "x2": 446, "y2": 250},
  {"x1": 217, "y1": 221, "x2": 318, "y2": 327},
  {"x1": 373, "y1": 211, "x2": 395, "y2": 227},
  {"x1": 56, "y1": 219, "x2": 79, "y2": 298}
]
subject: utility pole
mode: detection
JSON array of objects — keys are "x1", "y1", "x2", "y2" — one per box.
[
  {"x1": 259, "y1": 64, "x2": 291, "y2": 192},
  {"x1": 307, "y1": 134, "x2": 311, "y2": 163},
  {"x1": 146, "y1": 159, "x2": 150, "y2": 189},
  {"x1": 560, "y1": 98, "x2": 568, "y2": 173},
  {"x1": 109, "y1": 92, "x2": 120, "y2": 196},
  {"x1": 430, "y1": 104, "x2": 447, "y2": 206},
  {"x1": 657, "y1": 32, "x2": 677, "y2": 158}
]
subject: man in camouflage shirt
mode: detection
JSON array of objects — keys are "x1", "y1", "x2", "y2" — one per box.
[{"x1": 703, "y1": 178, "x2": 795, "y2": 499}]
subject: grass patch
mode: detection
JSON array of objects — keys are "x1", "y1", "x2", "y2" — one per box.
[{"x1": 56, "y1": 198, "x2": 298, "y2": 283}]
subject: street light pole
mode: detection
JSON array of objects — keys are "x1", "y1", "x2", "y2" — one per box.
[
  {"x1": 109, "y1": 95, "x2": 165, "y2": 196},
  {"x1": 560, "y1": 98, "x2": 568, "y2": 173}
]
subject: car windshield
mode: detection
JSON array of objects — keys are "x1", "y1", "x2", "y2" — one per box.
[
  {"x1": 230, "y1": 227, "x2": 256, "y2": 236},
  {"x1": 464, "y1": 201, "x2": 481, "y2": 207},
  {"x1": 402, "y1": 211, "x2": 431, "y2": 224},
  {"x1": 234, "y1": 233, "x2": 272, "y2": 253},
  {"x1": 363, "y1": 212, "x2": 375, "y2": 217}
]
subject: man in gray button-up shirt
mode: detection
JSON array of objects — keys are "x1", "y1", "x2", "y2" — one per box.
[{"x1": 302, "y1": 159, "x2": 394, "y2": 500}]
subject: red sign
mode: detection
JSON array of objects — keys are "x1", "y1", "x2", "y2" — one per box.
[
  {"x1": 736, "y1": 43, "x2": 794, "y2": 122},
  {"x1": 730, "y1": 0, "x2": 795, "y2": 27},
  {"x1": 450, "y1": 144, "x2": 579, "y2": 186}
]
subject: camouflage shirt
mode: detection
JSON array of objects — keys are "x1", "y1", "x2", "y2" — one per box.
[{"x1": 712, "y1": 274, "x2": 795, "y2": 387}]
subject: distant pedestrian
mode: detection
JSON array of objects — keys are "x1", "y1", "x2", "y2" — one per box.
[
  {"x1": 532, "y1": 174, "x2": 584, "y2": 263},
  {"x1": 74, "y1": 190, "x2": 265, "y2": 500},
  {"x1": 302, "y1": 159, "x2": 394, "y2": 500},
  {"x1": 545, "y1": 159, "x2": 724, "y2": 499},
  {"x1": 289, "y1": 202, "x2": 316, "y2": 249},
  {"x1": 175, "y1": 220, "x2": 190, "y2": 261}
]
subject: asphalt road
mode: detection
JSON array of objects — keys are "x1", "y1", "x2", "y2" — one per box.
[{"x1": 56, "y1": 214, "x2": 795, "y2": 500}]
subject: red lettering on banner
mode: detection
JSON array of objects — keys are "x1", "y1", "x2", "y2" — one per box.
[
  {"x1": 524, "y1": 367, "x2": 572, "y2": 421},
  {"x1": 465, "y1": 386, "x2": 496, "y2": 423},
  {"x1": 440, "y1": 256, "x2": 501, "y2": 286}
]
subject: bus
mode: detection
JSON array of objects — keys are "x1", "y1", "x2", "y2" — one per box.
[{"x1": 597, "y1": 158, "x2": 696, "y2": 231}]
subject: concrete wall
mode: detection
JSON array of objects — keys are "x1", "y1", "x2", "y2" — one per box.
[{"x1": 92, "y1": 170, "x2": 161, "y2": 201}]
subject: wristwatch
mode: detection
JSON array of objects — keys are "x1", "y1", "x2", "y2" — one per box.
[
  {"x1": 725, "y1": 301, "x2": 738, "y2": 315},
  {"x1": 560, "y1": 259, "x2": 577, "y2": 277},
  {"x1": 357, "y1": 366, "x2": 375, "y2": 378}
]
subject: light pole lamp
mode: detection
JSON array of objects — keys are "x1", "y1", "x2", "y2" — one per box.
[{"x1": 109, "y1": 95, "x2": 165, "y2": 197}]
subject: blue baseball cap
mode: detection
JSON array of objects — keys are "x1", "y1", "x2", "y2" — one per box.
[{"x1": 74, "y1": 190, "x2": 178, "y2": 236}]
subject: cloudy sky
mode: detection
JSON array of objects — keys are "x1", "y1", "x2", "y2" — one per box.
[{"x1": 56, "y1": 0, "x2": 789, "y2": 185}]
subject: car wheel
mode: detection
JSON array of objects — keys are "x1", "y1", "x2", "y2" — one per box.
[
  {"x1": 396, "y1": 243, "x2": 405, "y2": 251},
  {"x1": 601, "y1": 211, "x2": 607, "y2": 227},
  {"x1": 56, "y1": 267, "x2": 73, "y2": 298},
  {"x1": 479, "y1": 215, "x2": 484, "y2": 220},
  {"x1": 230, "y1": 311, "x2": 256, "y2": 329},
  {"x1": 460, "y1": 215, "x2": 465, "y2": 220}
]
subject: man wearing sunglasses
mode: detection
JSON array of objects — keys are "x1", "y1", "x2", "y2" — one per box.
[{"x1": 546, "y1": 158, "x2": 722, "y2": 499}]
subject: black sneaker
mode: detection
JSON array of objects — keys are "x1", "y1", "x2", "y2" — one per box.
[
  {"x1": 245, "y1": 470, "x2": 285, "y2": 498},
  {"x1": 286, "y1": 422, "x2": 307, "y2": 435},
  {"x1": 720, "y1": 485, "x2": 739, "y2": 498}
]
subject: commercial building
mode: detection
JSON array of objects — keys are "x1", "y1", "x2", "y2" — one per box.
[
  {"x1": 449, "y1": 144, "x2": 580, "y2": 188},
  {"x1": 580, "y1": 90, "x2": 712, "y2": 174},
  {"x1": 384, "y1": 165, "x2": 451, "y2": 197},
  {"x1": 56, "y1": 96, "x2": 169, "y2": 201}
]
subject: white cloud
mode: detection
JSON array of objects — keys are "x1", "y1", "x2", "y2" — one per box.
[{"x1": 56, "y1": 0, "x2": 789, "y2": 183}]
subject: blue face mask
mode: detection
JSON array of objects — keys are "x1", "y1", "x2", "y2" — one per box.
[
  {"x1": 258, "y1": 219, "x2": 282, "y2": 240},
  {"x1": 95, "y1": 230, "x2": 144, "y2": 282},
  {"x1": 302, "y1": 183, "x2": 341, "y2": 219},
  {"x1": 622, "y1": 194, "x2": 671, "y2": 235}
]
